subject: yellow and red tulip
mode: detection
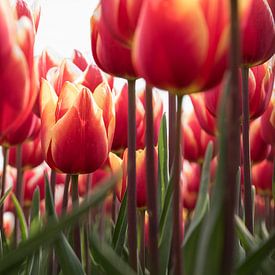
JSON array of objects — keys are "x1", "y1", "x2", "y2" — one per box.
[{"x1": 40, "y1": 79, "x2": 115, "y2": 174}]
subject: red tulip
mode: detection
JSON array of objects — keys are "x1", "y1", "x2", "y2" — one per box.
[
  {"x1": 91, "y1": 5, "x2": 136, "y2": 79},
  {"x1": 8, "y1": 127, "x2": 43, "y2": 171},
  {"x1": 111, "y1": 83, "x2": 145, "y2": 152},
  {"x1": 182, "y1": 111, "x2": 216, "y2": 163},
  {"x1": 241, "y1": 0, "x2": 275, "y2": 66},
  {"x1": 181, "y1": 162, "x2": 201, "y2": 211},
  {"x1": 132, "y1": 0, "x2": 252, "y2": 93},
  {"x1": 71, "y1": 49, "x2": 88, "y2": 71},
  {"x1": 113, "y1": 147, "x2": 158, "y2": 208},
  {"x1": 205, "y1": 62, "x2": 274, "y2": 119},
  {"x1": 252, "y1": 159, "x2": 273, "y2": 196},
  {"x1": 267, "y1": 0, "x2": 275, "y2": 18},
  {"x1": 261, "y1": 99, "x2": 275, "y2": 145},
  {"x1": 0, "y1": 1, "x2": 37, "y2": 143},
  {"x1": 249, "y1": 118, "x2": 271, "y2": 163},
  {"x1": 100, "y1": 0, "x2": 144, "y2": 46},
  {"x1": 40, "y1": 79, "x2": 115, "y2": 174}
]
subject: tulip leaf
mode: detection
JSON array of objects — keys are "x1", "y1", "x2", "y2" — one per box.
[
  {"x1": 158, "y1": 177, "x2": 173, "y2": 275},
  {"x1": 112, "y1": 189, "x2": 127, "y2": 255},
  {"x1": 0, "y1": 174, "x2": 116, "y2": 273},
  {"x1": 193, "y1": 83, "x2": 230, "y2": 275},
  {"x1": 90, "y1": 232, "x2": 136, "y2": 275},
  {"x1": 158, "y1": 113, "x2": 168, "y2": 211},
  {"x1": 183, "y1": 142, "x2": 213, "y2": 275},
  {"x1": 44, "y1": 172, "x2": 85, "y2": 275},
  {"x1": 0, "y1": 187, "x2": 12, "y2": 207},
  {"x1": 235, "y1": 232, "x2": 275, "y2": 275},
  {"x1": 11, "y1": 193, "x2": 28, "y2": 241}
]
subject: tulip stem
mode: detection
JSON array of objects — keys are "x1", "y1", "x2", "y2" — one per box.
[
  {"x1": 71, "y1": 174, "x2": 81, "y2": 260},
  {"x1": 242, "y1": 67, "x2": 254, "y2": 234},
  {"x1": 138, "y1": 210, "x2": 145, "y2": 274},
  {"x1": 14, "y1": 144, "x2": 23, "y2": 246},
  {"x1": 50, "y1": 170, "x2": 56, "y2": 201},
  {"x1": 0, "y1": 147, "x2": 8, "y2": 233},
  {"x1": 221, "y1": 0, "x2": 241, "y2": 274},
  {"x1": 62, "y1": 175, "x2": 71, "y2": 215},
  {"x1": 127, "y1": 79, "x2": 137, "y2": 271},
  {"x1": 172, "y1": 94, "x2": 183, "y2": 275},
  {"x1": 145, "y1": 84, "x2": 159, "y2": 275},
  {"x1": 169, "y1": 93, "x2": 176, "y2": 173}
]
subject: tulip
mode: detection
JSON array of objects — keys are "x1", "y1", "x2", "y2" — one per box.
[
  {"x1": 190, "y1": 94, "x2": 217, "y2": 136},
  {"x1": 241, "y1": 0, "x2": 275, "y2": 66},
  {"x1": 249, "y1": 118, "x2": 271, "y2": 163},
  {"x1": 40, "y1": 79, "x2": 115, "y2": 174},
  {"x1": 71, "y1": 49, "x2": 88, "y2": 71},
  {"x1": 100, "y1": 0, "x2": 144, "y2": 46},
  {"x1": 181, "y1": 162, "x2": 201, "y2": 211},
  {"x1": 91, "y1": 4, "x2": 136, "y2": 79},
  {"x1": 204, "y1": 63, "x2": 274, "y2": 119},
  {"x1": 8, "y1": 128, "x2": 43, "y2": 171},
  {"x1": 252, "y1": 160, "x2": 273, "y2": 196},
  {"x1": 267, "y1": 0, "x2": 275, "y2": 18},
  {"x1": 182, "y1": 111, "x2": 216, "y2": 163},
  {"x1": 261, "y1": 99, "x2": 275, "y2": 145},
  {"x1": 113, "y1": 147, "x2": 158, "y2": 208},
  {"x1": 46, "y1": 59, "x2": 82, "y2": 96}
]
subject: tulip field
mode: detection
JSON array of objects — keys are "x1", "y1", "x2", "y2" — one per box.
[{"x1": 0, "y1": 0, "x2": 275, "y2": 274}]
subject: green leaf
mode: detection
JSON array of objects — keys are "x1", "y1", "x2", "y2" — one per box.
[
  {"x1": 158, "y1": 177, "x2": 173, "y2": 275},
  {"x1": 0, "y1": 174, "x2": 116, "y2": 273},
  {"x1": 11, "y1": 193, "x2": 28, "y2": 241},
  {"x1": 44, "y1": 172, "x2": 85, "y2": 275},
  {"x1": 158, "y1": 113, "x2": 168, "y2": 211},
  {"x1": 235, "y1": 216, "x2": 257, "y2": 253},
  {"x1": 183, "y1": 142, "x2": 213, "y2": 275},
  {"x1": 112, "y1": 189, "x2": 127, "y2": 255},
  {"x1": 90, "y1": 232, "x2": 136, "y2": 275},
  {"x1": 236, "y1": 232, "x2": 275, "y2": 275},
  {"x1": 0, "y1": 187, "x2": 12, "y2": 207}
]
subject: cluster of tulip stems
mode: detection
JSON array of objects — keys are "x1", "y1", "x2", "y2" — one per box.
[{"x1": 0, "y1": 0, "x2": 275, "y2": 274}]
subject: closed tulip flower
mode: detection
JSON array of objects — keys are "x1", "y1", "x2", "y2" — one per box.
[
  {"x1": 40, "y1": 79, "x2": 115, "y2": 174},
  {"x1": 133, "y1": 0, "x2": 251, "y2": 93},
  {"x1": 182, "y1": 111, "x2": 216, "y2": 163},
  {"x1": 91, "y1": 5, "x2": 136, "y2": 79},
  {"x1": 204, "y1": 63, "x2": 274, "y2": 119},
  {"x1": 241, "y1": 0, "x2": 275, "y2": 66}
]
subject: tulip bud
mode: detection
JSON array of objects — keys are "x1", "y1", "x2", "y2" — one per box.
[
  {"x1": 71, "y1": 49, "x2": 88, "y2": 71},
  {"x1": 241, "y1": 0, "x2": 275, "y2": 66},
  {"x1": 91, "y1": 5, "x2": 136, "y2": 79},
  {"x1": 252, "y1": 159, "x2": 273, "y2": 196},
  {"x1": 40, "y1": 80, "x2": 115, "y2": 174},
  {"x1": 182, "y1": 111, "x2": 215, "y2": 163}
]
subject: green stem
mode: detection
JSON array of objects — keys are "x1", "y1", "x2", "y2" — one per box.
[
  {"x1": 71, "y1": 174, "x2": 81, "y2": 260},
  {"x1": 127, "y1": 79, "x2": 137, "y2": 271},
  {"x1": 14, "y1": 145, "x2": 23, "y2": 246},
  {"x1": 50, "y1": 170, "x2": 56, "y2": 201},
  {"x1": 139, "y1": 210, "x2": 145, "y2": 274},
  {"x1": 242, "y1": 67, "x2": 254, "y2": 234},
  {"x1": 172, "y1": 95, "x2": 183, "y2": 275},
  {"x1": 62, "y1": 175, "x2": 71, "y2": 215},
  {"x1": 169, "y1": 93, "x2": 176, "y2": 173},
  {"x1": 0, "y1": 147, "x2": 8, "y2": 231},
  {"x1": 145, "y1": 84, "x2": 159, "y2": 275},
  {"x1": 222, "y1": 0, "x2": 241, "y2": 274}
]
